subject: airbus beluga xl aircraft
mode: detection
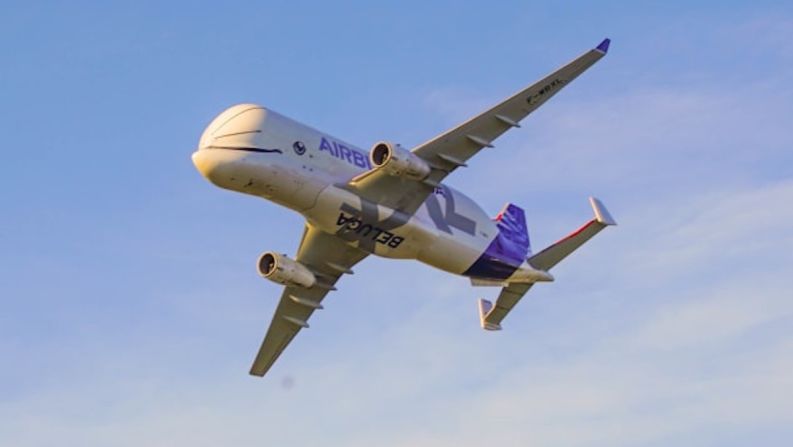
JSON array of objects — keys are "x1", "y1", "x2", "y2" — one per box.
[{"x1": 193, "y1": 38, "x2": 616, "y2": 377}]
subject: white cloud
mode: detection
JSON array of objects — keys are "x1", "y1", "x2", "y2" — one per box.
[{"x1": 631, "y1": 281, "x2": 792, "y2": 350}]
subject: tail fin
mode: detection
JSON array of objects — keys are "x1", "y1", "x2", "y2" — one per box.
[
  {"x1": 527, "y1": 197, "x2": 616, "y2": 271},
  {"x1": 463, "y1": 203, "x2": 531, "y2": 280},
  {"x1": 494, "y1": 203, "x2": 532, "y2": 258}
]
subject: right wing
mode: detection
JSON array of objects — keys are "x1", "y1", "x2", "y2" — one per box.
[
  {"x1": 249, "y1": 224, "x2": 368, "y2": 377},
  {"x1": 349, "y1": 38, "x2": 611, "y2": 214}
]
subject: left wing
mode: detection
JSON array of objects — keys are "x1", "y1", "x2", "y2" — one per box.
[
  {"x1": 249, "y1": 224, "x2": 367, "y2": 377},
  {"x1": 350, "y1": 38, "x2": 611, "y2": 214}
]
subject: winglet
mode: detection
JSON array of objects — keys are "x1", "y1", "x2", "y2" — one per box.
[
  {"x1": 595, "y1": 38, "x2": 611, "y2": 54},
  {"x1": 589, "y1": 197, "x2": 617, "y2": 226},
  {"x1": 478, "y1": 299, "x2": 502, "y2": 331}
]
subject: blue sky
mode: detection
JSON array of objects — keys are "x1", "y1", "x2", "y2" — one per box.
[{"x1": 2, "y1": 1, "x2": 792, "y2": 445}]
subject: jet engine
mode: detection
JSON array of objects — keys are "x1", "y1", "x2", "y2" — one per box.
[
  {"x1": 256, "y1": 252, "x2": 316, "y2": 288},
  {"x1": 370, "y1": 141, "x2": 431, "y2": 180}
]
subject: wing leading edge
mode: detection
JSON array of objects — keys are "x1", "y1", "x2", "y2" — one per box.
[{"x1": 249, "y1": 224, "x2": 368, "y2": 377}]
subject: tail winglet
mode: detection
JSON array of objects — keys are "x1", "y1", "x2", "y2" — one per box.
[
  {"x1": 478, "y1": 299, "x2": 502, "y2": 331},
  {"x1": 590, "y1": 197, "x2": 617, "y2": 226}
]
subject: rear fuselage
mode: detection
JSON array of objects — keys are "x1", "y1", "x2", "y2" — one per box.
[{"x1": 192, "y1": 104, "x2": 548, "y2": 282}]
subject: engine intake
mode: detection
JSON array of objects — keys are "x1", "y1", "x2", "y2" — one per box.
[
  {"x1": 256, "y1": 252, "x2": 316, "y2": 288},
  {"x1": 370, "y1": 141, "x2": 431, "y2": 180}
]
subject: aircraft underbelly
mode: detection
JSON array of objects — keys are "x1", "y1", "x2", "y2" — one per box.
[
  {"x1": 304, "y1": 185, "x2": 489, "y2": 274},
  {"x1": 305, "y1": 185, "x2": 428, "y2": 258}
]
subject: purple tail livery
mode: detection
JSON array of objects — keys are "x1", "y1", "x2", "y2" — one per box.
[{"x1": 463, "y1": 203, "x2": 531, "y2": 280}]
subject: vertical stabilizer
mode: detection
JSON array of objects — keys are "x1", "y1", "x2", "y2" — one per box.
[{"x1": 495, "y1": 203, "x2": 531, "y2": 257}]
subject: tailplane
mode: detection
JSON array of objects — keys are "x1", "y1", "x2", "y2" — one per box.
[{"x1": 528, "y1": 197, "x2": 616, "y2": 271}]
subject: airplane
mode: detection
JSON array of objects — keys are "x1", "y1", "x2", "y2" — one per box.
[{"x1": 192, "y1": 38, "x2": 616, "y2": 377}]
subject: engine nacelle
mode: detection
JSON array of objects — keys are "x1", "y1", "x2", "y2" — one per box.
[
  {"x1": 370, "y1": 141, "x2": 431, "y2": 180},
  {"x1": 256, "y1": 252, "x2": 316, "y2": 288}
]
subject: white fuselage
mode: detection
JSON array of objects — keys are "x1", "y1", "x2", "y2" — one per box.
[{"x1": 192, "y1": 104, "x2": 546, "y2": 282}]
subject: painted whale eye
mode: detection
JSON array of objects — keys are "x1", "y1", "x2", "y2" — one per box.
[{"x1": 293, "y1": 141, "x2": 306, "y2": 155}]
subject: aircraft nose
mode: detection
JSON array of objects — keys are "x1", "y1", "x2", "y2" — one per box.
[
  {"x1": 191, "y1": 149, "x2": 218, "y2": 179},
  {"x1": 193, "y1": 104, "x2": 268, "y2": 180}
]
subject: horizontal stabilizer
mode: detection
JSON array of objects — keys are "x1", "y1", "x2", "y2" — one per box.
[
  {"x1": 527, "y1": 197, "x2": 616, "y2": 271},
  {"x1": 478, "y1": 282, "x2": 534, "y2": 330}
]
